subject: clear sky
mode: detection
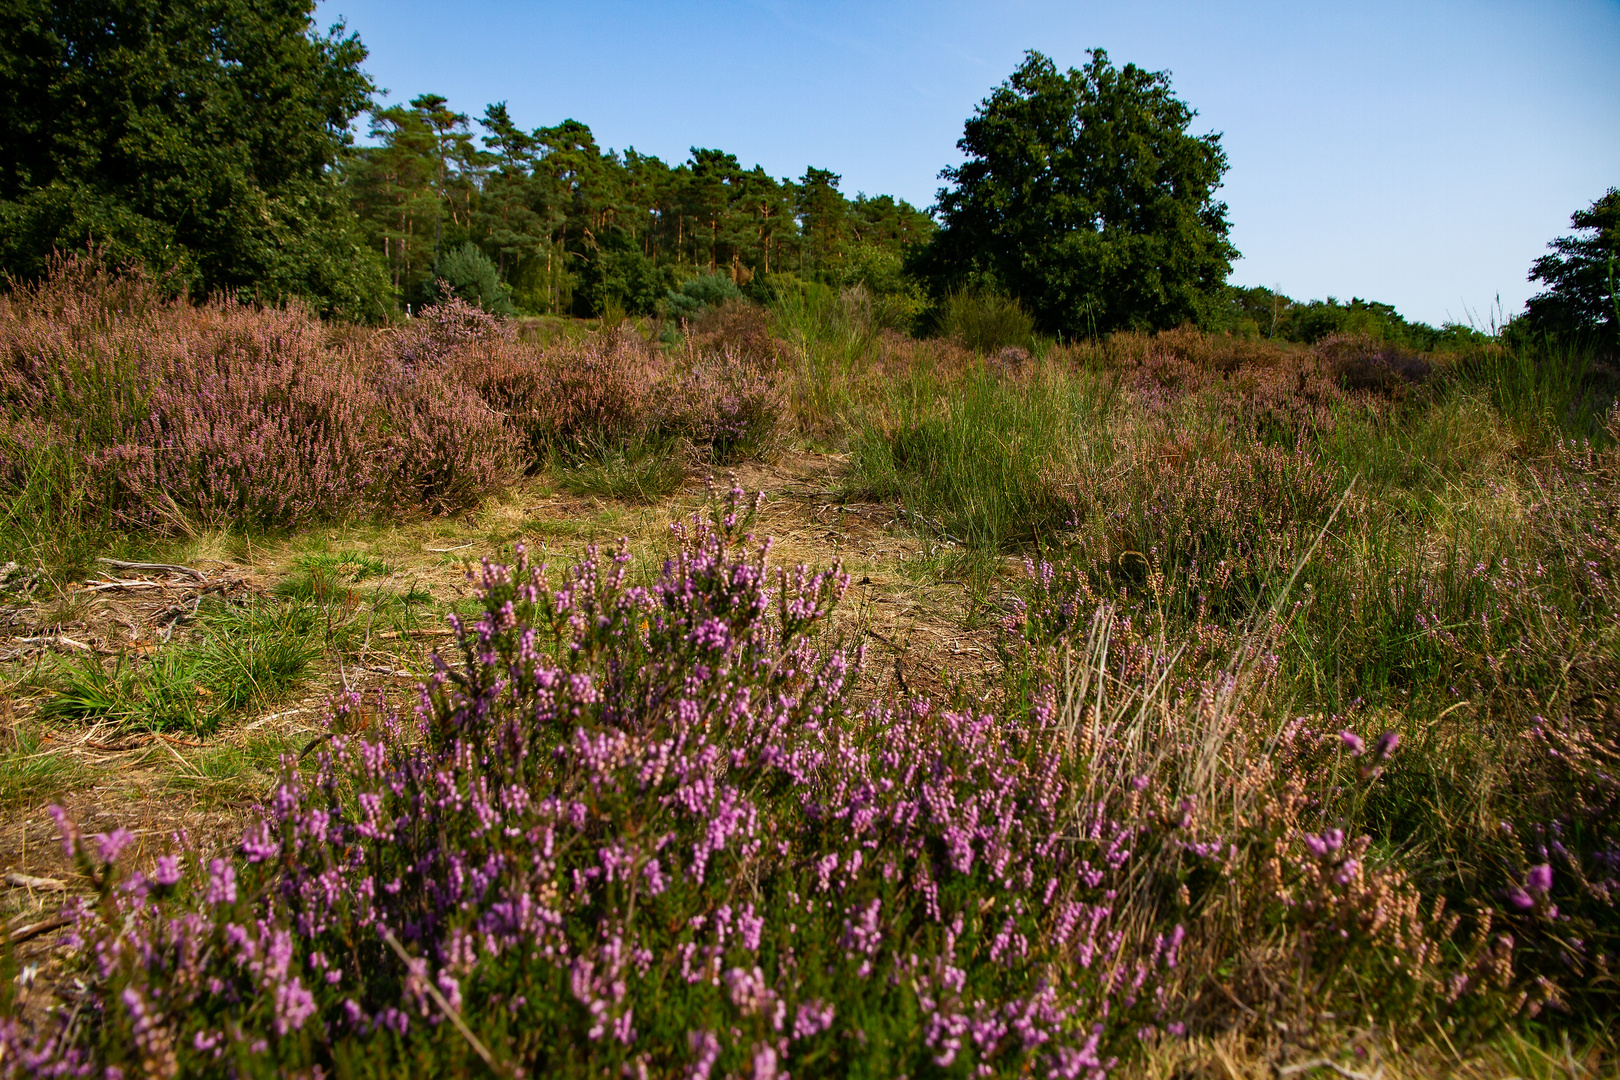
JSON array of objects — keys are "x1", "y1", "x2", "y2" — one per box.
[{"x1": 313, "y1": 0, "x2": 1620, "y2": 328}]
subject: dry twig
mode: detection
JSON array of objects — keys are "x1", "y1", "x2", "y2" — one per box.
[
  {"x1": 96, "y1": 558, "x2": 207, "y2": 582},
  {"x1": 5, "y1": 873, "x2": 67, "y2": 892},
  {"x1": 381, "y1": 929, "x2": 507, "y2": 1074}
]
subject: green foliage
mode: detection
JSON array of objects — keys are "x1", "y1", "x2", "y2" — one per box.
[
  {"x1": 551, "y1": 433, "x2": 687, "y2": 503},
  {"x1": 1454, "y1": 339, "x2": 1616, "y2": 448},
  {"x1": 0, "y1": 429, "x2": 115, "y2": 583},
  {"x1": 836, "y1": 243, "x2": 927, "y2": 329},
  {"x1": 664, "y1": 272, "x2": 743, "y2": 321},
  {"x1": 1221, "y1": 285, "x2": 1490, "y2": 349},
  {"x1": 349, "y1": 98, "x2": 933, "y2": 316},
  {"x1": 931, "y1": 289, "x2": 1037, "y2": 352},
  {"x1": 0, "y1": 0, "x2": 392, "y2": 321},
  {"x1": 427, "y1": 241, "x2": 515, "y2": 316},
  {"x1": 37, "y1": 599, "x2": 318, "y2": 734},
  {"x1": 916, "y1": 49, "x2": 1236, "y2": 337},
  {"x1": 849, "y1": 360, "x2": 1112, "y2": 551},
  {"x1": 1519, "y1": 187, "x2": 1620, "y2": 354},
  {"x1": 575, "y1": 236, "x2": 670, "y2": 317}
]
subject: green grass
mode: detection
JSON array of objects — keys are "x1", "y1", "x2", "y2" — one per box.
[
  {"x1": 0, "y1": 720, "x2": 91, "y2": 810},
  {"x1": 162, "y1": 731, "x2": 303, "y2": 806},
  {"x1": 770, "y1": 282, "x2": 884, "y2": 438},
  {"x1": 930, "y1": 288, "x2": 1038, "y2": 353},
  {"x1": 551, "y1": 433, "x2": 687, "y2": 503},
  {"x1": 848, "y1": 359, "x2": 1116, "y2": 551},
  {"x1": 0, "y1": 437, "x2": 121, "y2": 584},
  {"x1": 1453, "y1": 339, "x2": 1617, "y2": 449},
  {"x1": 37, "y1": 598, "x2": 320, "y2": 734}
]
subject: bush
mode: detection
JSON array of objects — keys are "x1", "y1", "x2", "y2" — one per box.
[
  {"x1": 664, "y1": 273, "x2": 743, "y2": 322},
  {"x1": 9, "y1": 491, "x2": 1188, "y2": 1076},
  {"x1": 932, "y1": 289, "x2": 1036, "y2": 353},
  {"x1": 574, "y1": 240, "x2": 670, "y2": 318},
  {"x1": 665, "y1": 346, "x2": 787, "y2": 464},
  {"x1": 0, "y1": 259, "x2": 518, "y2": 546},
  {"x1": 427, "y1": 242, "x2": 517, "y2": 317}
]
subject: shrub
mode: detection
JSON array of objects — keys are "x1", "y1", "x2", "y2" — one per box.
[
  {"x1": 9, "y1": 491, "x2": 1195, "y2": 1077},
  {"x1": 427, "y1": 243, "x2": 517, "y2": 317},
  {"x1": 664, "y1": 273, "x2": 743, "y2": 321},
  {"x1": 933, "y1": 289, "x2": 1036, "y2": 353},
  {"x1": 689, "y1": 298, "x2": 781, "y2": 367},
  {"x1": 1313, "y1": 332, "x2": 1434, "y2": 398},
  {"x1": 665, "y1": 345, "x2": 787, "y2": 464},
  {"x1": 0, "y1": 261, "x2": 519, "y2": 547}
]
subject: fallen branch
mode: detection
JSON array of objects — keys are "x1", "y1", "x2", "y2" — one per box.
[
  {"x1": 377, "y1": 628, "x2": 455, "y2": 640},
  {"x1": 9, "y1": 915, "x2": 73, "y2": 945},
  {"x1": 15, "y1": 635, "x2": 93, "y2": 652},
  {"x1": 79, "y1": 580, "x2": 199, "y2": 593},
  {"x1": 425, "y1": 543, "x2": 474, "y2": 553},
  {"x1": 83, "y1": 738, "x2": 148, "y2": 753},
  {"x1": 5, "y1": 873, "x2": 67, "y2": 892},
  {"x1": 1278, "y1": 1059, "x2": 1382, "y2": 1080},
  {"x1": 96, "y1": 558, "x2": 206, "y2": 582},
  {"x1": 243, "y1": 706, "x2": 314, "y2": 730}
]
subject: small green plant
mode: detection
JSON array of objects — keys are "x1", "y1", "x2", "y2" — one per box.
[
  {"x1": 37, "y1": 599, "x2": 319, "y2": 734},
  {"x1": 849, "y1": 358, "x2": 1112, "y2": 551},
  {"x1": 932, "y1": 288, "x2": 1036, "y2": 353},
  {"x1": 552, "y1": 433, "x2": 686, "y2": 503},
  {"x1": 0, "y1": 719, "x2": 91, "y2": 810}
]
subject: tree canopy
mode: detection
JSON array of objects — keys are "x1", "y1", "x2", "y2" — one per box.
[
  {"x1": 0, "y1": 0, "x2": 391, "y2": 320},
  {"x1": 915, "y1": 49, "x2": 1236, "y2": 338},
  {"x1": 343, "y1": 98, "x2": 935, "y2": 317},
  {"x1": 1519, "y1": 188, "x2": 1619, "y2": 354}
]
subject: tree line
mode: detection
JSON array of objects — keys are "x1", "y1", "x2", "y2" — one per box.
[
  {"x1": 344, "y1": 95, "x2": 932, "y2": 317},
  {"x1": 1, "y1": 0, "x2": 1612, "y2": 351}
]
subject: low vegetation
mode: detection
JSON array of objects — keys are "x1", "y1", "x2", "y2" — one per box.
[{"x1": 0, "y1": 255, "x2": 1616, "y2": 1076}]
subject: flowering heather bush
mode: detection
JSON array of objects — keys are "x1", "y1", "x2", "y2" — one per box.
[
  {"x1": 1057, "y1": 429, "x2": 1350, "y2": 615},
  {"x1": 997, "y1": 552, "x2": 1595, "y2": 1034},
  {"x1": 392, "y1": 294, "x2": 513, "y2": 375},
  {"x1": 1081, "y1": 327, "x2": 1372, "y2": 435},
  {"x1": 1313, "y1": 332, "x2": 1435, "y2": 398},
  {"x1": 0, "y1": 262, "x2": 517, "y2": 532},
  {"x1": 688, "y1": 298, "x2": 784, "y2": 369},
  {"x1": 665, "y1": 346, "x2": 787, "y2": 464},
  {"x1": 464, "y1": 329, "x2": 666, "y2": 467},
  {"x1": 6, "y1": 490, "x2": 1204, "y2": 1077}
]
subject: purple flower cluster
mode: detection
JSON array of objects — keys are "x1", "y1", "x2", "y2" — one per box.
[{"x1": 7, "y1": 489, "x2": 1184, "y2": 1077}]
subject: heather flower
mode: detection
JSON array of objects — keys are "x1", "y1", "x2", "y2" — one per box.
[
  {"x1": 46, "y1": 803, "x2": 78, "y2": 858},
  {"x1": 204, "y1": 859, "x2": 236, "y2": 905},
  {"x1": 1339, "y1": 729, "x2": 1365, "y2": 755},
  {"x1": 1526, "y1": 864, "x2": 1553, "y2": 896},
  {"x1": 152, "y1": 855, "x2": 182, "y2": 886},
  {"x1": 94, "y1": 827, "x2": 135, "y2": 864}
]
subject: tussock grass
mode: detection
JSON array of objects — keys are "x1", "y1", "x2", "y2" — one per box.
[{"x1": 35, "y1": 599, "x2": 319, "y2": 734}]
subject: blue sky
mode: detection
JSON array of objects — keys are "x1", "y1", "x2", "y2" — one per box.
[{"x1": 313, "y1": 0, "x2": 1620, "y2": 328}]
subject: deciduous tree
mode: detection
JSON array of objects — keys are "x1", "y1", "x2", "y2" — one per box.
[
  {"x1": 917, "y1": 49, "x2": 1236, "y2": 337},
  {"x1": 0, "y1": 0, "x2": 391, "y2": 319}
]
